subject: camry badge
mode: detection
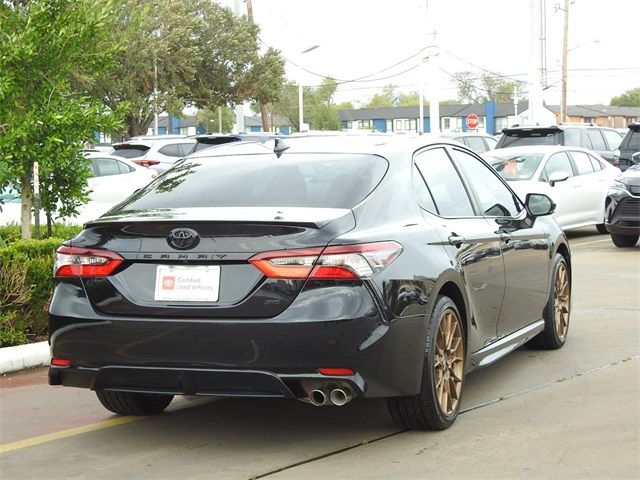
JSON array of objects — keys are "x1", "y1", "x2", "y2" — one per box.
[{"x1": 167, "y1": 228, "x2": 200, "y2": 250}]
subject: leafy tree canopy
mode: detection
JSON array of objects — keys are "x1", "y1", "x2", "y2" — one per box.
[
  {"x1": 93, "y1": 0, "x2": 285, "y2": 137},
  {"x1": 0, "y1": 0, "x2": 126, "y2": 238},
  {"x1": 453, "y1": 71, "x2": 519, "y2": 104},
  {"x1": 610, "y1": 87, "x2": 640, "y2": 107}
]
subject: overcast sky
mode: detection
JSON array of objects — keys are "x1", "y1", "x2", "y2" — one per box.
[{"x1": 219, "y1": 0, "x2": 640, "y2": 107}]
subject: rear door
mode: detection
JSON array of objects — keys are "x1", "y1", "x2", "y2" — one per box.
[
  {"x1": 538, "y1": 151, "x2": 578, "y2": 228},
  {"x1": 567, "y1": 150, "x2": 607, "y2": 224}
]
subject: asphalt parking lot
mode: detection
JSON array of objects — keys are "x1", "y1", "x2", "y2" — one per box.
[{"x1": 1, "y1": 228, "x2": 638, "y2": 480}]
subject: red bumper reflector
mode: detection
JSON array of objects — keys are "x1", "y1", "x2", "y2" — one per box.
[
  {"x1": 51, "y1": 358, "x2": 71, "y2": 367},
  {"x1": 318, "y1": 368, "x2": 355, "y2": 376}
]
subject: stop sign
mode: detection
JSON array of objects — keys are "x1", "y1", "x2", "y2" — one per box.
[{"x1": 466, "y1": 114, "x2": 479, "y2": 129}]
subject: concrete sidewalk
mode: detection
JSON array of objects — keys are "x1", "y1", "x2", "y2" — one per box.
[{"x1": 0, "y1": 341, "x2": 49, "y2": 374}]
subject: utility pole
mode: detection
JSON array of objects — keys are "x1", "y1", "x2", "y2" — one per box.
[
  {"x1": 233, "y1": 0, "x2": 245, "y2": 133},
  {"x1": 426, "y1": 0, "x2": 440, "y2": 134},
  {"x1": 527, "y1": 0, "x2": 544, "y2": 125},
  {"x1": 246, "y1": 0, "x2": 270, "y2": 132},
  {"x1": 560, "y1": 0, "x2": 569, "y2": 123}
]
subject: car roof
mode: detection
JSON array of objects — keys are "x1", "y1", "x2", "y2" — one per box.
[
  {"x1": 440, "y1": 132, "x2": 493, "y2": 138},
  {"x1": 186, "y1": 133, "x2": 466, "y2": 160}
]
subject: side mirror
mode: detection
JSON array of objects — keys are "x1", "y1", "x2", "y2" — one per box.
[
  {"x1": 525, "y1": 193, "x2": 556, "y2": 217},
  {"x1": 548, "y1": 171, "x2": 570, "y2": 187}
]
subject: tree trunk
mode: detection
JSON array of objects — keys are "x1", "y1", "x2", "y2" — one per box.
[
  {"x1": 20, "y1": 173, "x2": 32, "y2": 239},
  {"x1": 47, "y1": 213, "x2": 53, "y2": 238},
  {"x1": 126, "y1": 114, "x2": 154, "y2": 138},
  {"x1": 259, "y1": 103, "x2": 269, "y2": 132}
]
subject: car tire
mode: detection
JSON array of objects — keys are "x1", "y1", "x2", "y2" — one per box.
[
  {"x1": 528, "y1": 254, "x2": 570, "y2": 350},
  {"x1": 611, "y1": 233, "x2": 639, "y2": 248},
  {"x1": 387, "y1": 295, "x2": 465, "y2": 431},
  {"x1": 595, "y1": 223, "x2": 608, "y2": 234},
  {"x1": 96, "y1": 390, "x2": 174, "y2": 416}
]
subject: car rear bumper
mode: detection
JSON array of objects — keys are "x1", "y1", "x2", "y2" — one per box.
[{"x1": 48, "y1": 282, "x2": 429, "y2": 399}]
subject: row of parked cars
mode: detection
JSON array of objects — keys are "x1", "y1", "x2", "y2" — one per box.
[{"x1": 454, "y1": 123, "x2": 639, "y2": 248}]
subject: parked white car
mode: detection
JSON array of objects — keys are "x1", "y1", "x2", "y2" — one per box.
[
  {"x1": 483, "y1": 146, "x2": 621, "y2": 232},
  {"x1": 0, "y1": 153, "x2": 156, "y2": 226},
  {"x1": 111, "y1": 135, "x2": 197, "y2": 173}
]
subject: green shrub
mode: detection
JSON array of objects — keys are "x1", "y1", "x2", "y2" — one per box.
[
  {"x1": 0, "y1": 223, "x2": 82, "y2": 246},
  {"x1": 0, "y1": 237, "x2": 65, "y2": 346}
]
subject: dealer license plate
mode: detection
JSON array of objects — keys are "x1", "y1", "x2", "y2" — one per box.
[{"x1": 154, "y1": 265, "x2": 220, "y2": 302}]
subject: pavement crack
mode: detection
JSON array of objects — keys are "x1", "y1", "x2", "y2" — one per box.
[{"x1": 252, "y1": 355, "x2": 639, "y2": 479}]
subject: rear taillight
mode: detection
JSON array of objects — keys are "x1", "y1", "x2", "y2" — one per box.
[
  {"x1": 54, "y1": 246, "x2": 123, "y2": 277},
  {"x1": 132, "y1": 159, "x2": 160, "y2": 167},
  {"x1": 249, "y1": 241, "x2": 402, "y2": 280}
]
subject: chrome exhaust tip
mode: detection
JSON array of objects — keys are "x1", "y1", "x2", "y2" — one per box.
[
  {"x1": 309, "y1": 388, "x2": 327, "y2": 406},
  {"x1": 330, "y1": 387, "x2": 353, "y2": 406}
]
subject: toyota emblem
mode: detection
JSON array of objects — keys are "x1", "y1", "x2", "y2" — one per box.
[{"x1": 167, "y1": 228, "x2": 200, "y2": 250}]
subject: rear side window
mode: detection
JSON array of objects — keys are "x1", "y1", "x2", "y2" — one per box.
[
  {"x1": 158, "y1": 143, "x2": 193, "y2": 157},
  {"x1": 414, "y1": 148, "x2": 475, "y2": 217},
  {"x1": 586, "y1": 130, "x2": 606, "y2": 150},
  {"x1": 114, "y1": 154, "x2": 388, "y2": 210},
  {"x1": 94, "y1": 158, "x2": 129, "y2": 176},
  {"x1": 588, "y1": 154, "x2": 604, "y2": 171},
  {"x1": 563, "y1": 128, "x2": 581, "y2": 147},
  {"x1": 112, "y1": 144, "x2": 150, "y2": 159},
  {"x1": 570, "y1": 151, "x2": 595, "y2": 175},
  {"x1": 601, "y1": 129, "x2": 622, "y2": 150}
]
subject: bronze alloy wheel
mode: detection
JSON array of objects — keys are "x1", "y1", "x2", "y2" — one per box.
[
  {"x1": 554, "y1": 262, "x2": 570, "y2": 340},
  {"x1": 434, "y1": 309, "x2": 464, "y2": 417}
]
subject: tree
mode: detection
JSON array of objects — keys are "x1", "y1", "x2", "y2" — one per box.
[
  {"x1": 92, "y1": 1, "x2": 285, "y2": 137},
  {"x1": 453, "y1": 71, "x2": 519, "y2": 104},
  {"x1": 196, "y1": 107, "x2": 235, "y2": 134},
  {"x1": 398, "y1": 91, "x2": 421, "y2": 107},
  {"x1": 0, "y1": 0, "x2": 125, "y2": 238},
  {"x1": 271, "y1": 78, "x2": 342, "y2": 132},
  {"x1": 365, "y1": 84, "x2": 399, "y2": 108},
  {"x1": 611, "y1": 87, "x2": 640, "y2": 107}
]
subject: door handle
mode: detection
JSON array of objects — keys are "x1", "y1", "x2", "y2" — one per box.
[
  {"x1": 448, "y1": 234, "x2": 465, "y2": 247},
  {"x1": 500, "y1": 232, "x2": 512, "y2": 242}
]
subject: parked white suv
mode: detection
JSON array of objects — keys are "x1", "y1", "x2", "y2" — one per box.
[{"x1": 111, "y1": 135, "x2": 197, "y2": 173}]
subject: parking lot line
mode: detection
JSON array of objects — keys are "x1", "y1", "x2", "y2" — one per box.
[
  {"x1": 570, "y1": 238, "x2": 614, "y2": 248},
  {"x1": 0, "y1": 416, "x2": 140, "y2": 454}
]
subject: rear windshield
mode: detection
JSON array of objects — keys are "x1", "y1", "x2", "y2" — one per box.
[
  {"x1": 499, "y1": 131, "x2": 560, "y2": 148},
  {"x1": 484, "y1": 152, "x2": 544, "y2": 180},
  {"x1": 194, "y1": 137, "x2": 241, "y2": 151},
  {"x1": 111, "y1": 144, "x2": 150, "y2": 159},
  {"x1": 113, "y1": 154, "x2": 388, "y2": 210}
]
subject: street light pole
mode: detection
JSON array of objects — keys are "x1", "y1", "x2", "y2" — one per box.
[
  {"x1": 298, "y1": 45, "x2": 319, "y2": 132},
  {"x1": 560, "y1": 0, "x2": 569, "y2": 123}
]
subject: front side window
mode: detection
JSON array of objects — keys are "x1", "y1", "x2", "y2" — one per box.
[
  {"x1": 464, "y1": 136, "x2": 487, "y2": 153},
  {"x1": 452, "y1": 149, "x2": 522, "y2": 217},
  {"x1": 541, "y1": 152, "x2": 574, "y2": 182},
  {"x1": 414, "y1": 148, "x2": 475, "y2": 217},
  {"x1": 486, "y1": 152, "x2": 544, "y2": 181}
]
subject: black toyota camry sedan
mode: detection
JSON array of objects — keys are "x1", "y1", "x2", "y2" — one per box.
[{"x1": 49, "y1": 134, "x2": 571, "y2": 430}]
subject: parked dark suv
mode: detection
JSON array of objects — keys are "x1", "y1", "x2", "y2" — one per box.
[
  {"x1": 614, "y1": 123, "x2": 640, "y2": 171},
  {"x1": 605, "y1": 164, "x2": 640, "y2": 247},
  {"x1": 496, "y1": 124, "x2": 623, "y2": 166}
]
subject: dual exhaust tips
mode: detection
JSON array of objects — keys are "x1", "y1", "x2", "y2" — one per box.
[{"x1": 309, "y1": 386, "x2": 353, "y2": 406}]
